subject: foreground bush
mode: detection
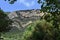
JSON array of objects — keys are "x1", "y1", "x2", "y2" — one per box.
[{"x1": 21, "y1": 19, "x2": 60, "y2": 40}]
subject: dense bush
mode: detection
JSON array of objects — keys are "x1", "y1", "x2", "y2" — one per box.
[
  {"x1": 0, "y1": 9, "x2": 12, "y2": 32},
  {"x1": 26, "y1": 20, "x2": 54, "y2": 40}
]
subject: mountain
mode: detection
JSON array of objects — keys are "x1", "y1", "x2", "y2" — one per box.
[{"x1": 7, "y1": 9, "x2": 45, "y2": 31}]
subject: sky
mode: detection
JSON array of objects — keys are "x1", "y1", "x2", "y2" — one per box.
[{"x1": 0, "y1": 0, "x2": 42, "y2": 12}]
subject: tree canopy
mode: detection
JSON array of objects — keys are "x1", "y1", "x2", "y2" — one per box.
[
  {"x1": 38, "y1": 0, "x2": 60, "y2": 12},
  {"x1": 21, "y1": 0, "x2": 60, "y2": 40},
  {"x1": 0, "y1": 9, "x2": 12, "y2": 32}
]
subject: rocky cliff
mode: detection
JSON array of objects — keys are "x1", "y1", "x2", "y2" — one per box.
[{"x1": 7, "y1": 9, "x2": 45, "y2": 31}]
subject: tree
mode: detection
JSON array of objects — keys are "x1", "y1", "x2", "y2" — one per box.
[
  {"x1": 38, "y1": 0, "x2": 60, "y2": 12},
  {"x1": 24, "y1": 0, "x2": 60, "y2": 40},
  {"x1": 38, "y1": 0, "x2": 60, "y2": 29},
  {"x1": 37, "y1": 0, "x2": 60, "y2": 40},
  {"x1": 0, "y1": 9, "x2": 12, "y2": 39}
]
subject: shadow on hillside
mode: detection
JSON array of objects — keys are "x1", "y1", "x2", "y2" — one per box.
[{"x1": 9, "y1": 26, "x2": 21, "y2": 33}]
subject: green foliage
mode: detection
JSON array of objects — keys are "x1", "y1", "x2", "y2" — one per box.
[
  {"x1": 21, "y1": 0, "x2": 60, "y2": 40},
  {"x1": 21, "y1": 23, "x2": 35, "y2": 40},
  {"x1": 26, "y1": 20, "x2": 54, "y2": 40},
  {"x1": 3, "y1": 0, "x2": 60, "y2": 40},
  {"x1": 38, "y1": 0, "x2": 60, "y2": 12},
  {"x1": 0, "y1": 9, "x2": 12, "y2": 32},
  {"x1": 38, "y1": 0, "x2": 60, "y2": 30}
]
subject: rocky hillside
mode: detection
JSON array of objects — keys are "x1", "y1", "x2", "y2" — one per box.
[
  {"x1": 1, "y1": 9, "x2": 45, "y2": 40},
  {"x1": 7, "y1": 9, "x2": 45, "y2": 31},
  {"x1": 8, "y1": 9, "x2": 44, "y2": 21}
]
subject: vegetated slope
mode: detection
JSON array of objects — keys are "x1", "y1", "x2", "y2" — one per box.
[
  {"x1": 1, "y1": 19, "x2": 36, "y2": 40},
  {"x1": 20, "y1": 19, "x2": 53, "y2": 40},
  {"x1": 1, "y1": 9, "x2": 45, "y2": 40}
]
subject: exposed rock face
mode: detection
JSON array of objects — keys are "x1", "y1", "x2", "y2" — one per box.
[
  {"x1": 8, "y1": 12, "x2": 18, "y2": 19},
  {"x1": 16, "y1": 9, "x2": 42, "y2": 20},
  {"x1": 8, "y1": 9, "x2": 44, "y2": 20},
  {"x1": 8, "y1": 9, "x2": 44, "y2": 31}
]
